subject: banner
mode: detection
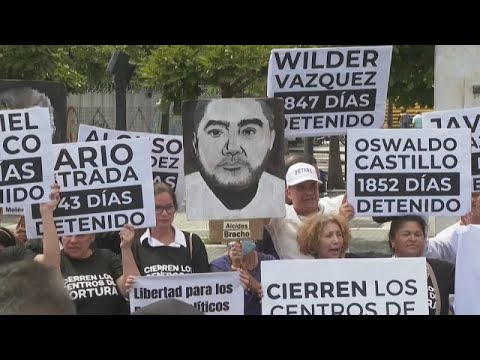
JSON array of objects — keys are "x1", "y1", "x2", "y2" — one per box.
[
  {"x1": 261, "y1": 258, "x2": 428, "y2": 315},
  {"x1": 0, "y1": 107, "x2": 55, "y2": 205},
  {"x1": 78, "y1": 124, "x2": 185, "y2": 208},
  {"x1": 422, "y1": 107, "x2": 480, "y2": 192},
  {"x1": 267, "y1": 46, "x2": 392, "y2": 137},
  {"x1": 130, "y1": 272, "x2": 244, "y2": 315},
  {"x1": 347, "y1": 129, "x2": 471, "y2": 216},
  {"x1": 24, "y1": 138, "x2": 155, "y2": 238}
]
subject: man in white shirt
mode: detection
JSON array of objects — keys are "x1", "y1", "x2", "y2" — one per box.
[{"x1": 265, "y1": 162, "x2": 354, "y2": 259}]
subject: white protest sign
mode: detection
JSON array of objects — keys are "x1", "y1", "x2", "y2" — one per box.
[
  {"x1": 453, "y1": 225, "x2": 480, "y2": 314},
  {"x1": 0, "y1": 107, "x2": 55, "y2": 205},
  {"x1": 24, "y1": 138, "x2": 155, "y2": 238},
  {"x1": 78, "y1": 124, "x2": 185, "y2": 208},
  {"x1": 347, "y1": 129, "x2": 471, "y2": 216},
  {"x1": 130, "y1": 272, "x2": 244, "y2": 315},
  {"x1": 261, "y1": 258, "x2": 428, "y2": 315},
  {"x1": 267, "y1": 46, "x2": 392, "y2": 137},
  {"x1": 422, "y1": 107, "x2": 480, "y2": 192}
]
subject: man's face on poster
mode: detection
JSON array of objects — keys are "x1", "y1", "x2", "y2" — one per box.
[{"x1": 195, "y1": 100, "x2": 276, "y2": 190}]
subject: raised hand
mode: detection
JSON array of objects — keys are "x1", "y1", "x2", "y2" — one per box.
[
  {"x1": 119, "y1": 224, "x2": 135, "y2": 249},
  {"x1": 238, "y1": 268, "x2": 262, "y2": 298},
  {"x1": 229, "y1": 241, "x2": 243, "y2": 270},
  {"x1": 39, "y1": 184, "x2": 61, "y2": 214},
  {"x1": 339, "y1": 194, "x2": 355, "y2": 221}
]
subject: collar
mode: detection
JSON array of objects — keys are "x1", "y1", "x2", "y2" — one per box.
[{"x1": 140, "y1": 226, "x2": 187, "y2": 248}]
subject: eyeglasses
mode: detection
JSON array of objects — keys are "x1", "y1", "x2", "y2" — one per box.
[{"x1": 155, "y1": 204, "x2": 176, "y2": 215}]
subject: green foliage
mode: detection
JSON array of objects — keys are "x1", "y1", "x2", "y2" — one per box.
[
  {"x1": 389, "y1": 45, "x2": 434, "y2": 108},
  {"x1": 0, "y1": 45, "x2": 435, "y2": 111},
  {"x1": 0, "y1": 45, "x2": 157, "y2": 93},
  {"x1": 140, "y1": 45, "x2": 287, "y2": 112}
]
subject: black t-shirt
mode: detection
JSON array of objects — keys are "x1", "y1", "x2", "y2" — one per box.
[
  {"x1": 426, "y1": 258, "x2": 455, "y2": 315},
  {"x1": 61, "y1": 249, "x2": 128, "y2": 315},
  {"x1": 132, "y1": 231, "x2": 209, "y2": 276}
]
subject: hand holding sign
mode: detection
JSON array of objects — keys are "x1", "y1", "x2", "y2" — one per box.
[
  {"x1": 229, "y1": 241, "x2": 243, "y2": 270},
  {"x1": 125, "y1": 275, "x2": 137, "y2": 296},
  {"x1": 238, "y1": 268, "x2": 263, "y2": 299},
  {"x1": 339, "y1": 194, "x2": 355, "y2": 221},
  {"x1": 39, "y1": 184, "x2": 61, "y2": 215},
  {"x1": 119, "y1": 224, "x2": 135, "y2": 249}
]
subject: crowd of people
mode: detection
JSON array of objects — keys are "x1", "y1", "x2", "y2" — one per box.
[
  {"x1": 0, "y1": 88, "x2": 467, "y2": 316},
  {"x1": 0, "y1": 151, "x2": 467, "y2": 315}
]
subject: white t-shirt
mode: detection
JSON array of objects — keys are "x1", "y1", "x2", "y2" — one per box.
[
  {"x1": 424, "y1": 222, "x2": 461, "y2": 264},
  {"x1": 265, "y1": 195, "x2": 344, "y2": 259}
]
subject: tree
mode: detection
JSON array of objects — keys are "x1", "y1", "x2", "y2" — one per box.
[
  {"x1": 0, "y1": 45, "x2": 157, "y2": 93},
  {"x1": 0, "y1": 45, "x2": 85, "y2": 92},
  {"x1": 140, "y1": 45, "x2": 278, "y2": 112},
  {"x1": 388, "y1": 45, "x2": 434, "y2": 116}
]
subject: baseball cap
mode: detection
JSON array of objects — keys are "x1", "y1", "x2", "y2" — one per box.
[{"x1": 286, "y1": 162, "x2": 321, "y2": 187}]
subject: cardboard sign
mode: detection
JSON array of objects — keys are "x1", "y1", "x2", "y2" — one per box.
[{"x1": 208, "y1": 219, "x2": 265, "y2": 242}]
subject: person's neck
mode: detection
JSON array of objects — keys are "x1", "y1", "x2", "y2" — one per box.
[
  {"x1": 208, "y1": 182, "x2": 259, "y2": 210},
  {"x1": 294, "y1": 205, "x2": 319, "y2": 217},
  {"x1": 471, "y1": 216, "x2": 480, "y2": 225},
  {"x1": 150, "y1": 226, "x2": 175, "y2": 245}
]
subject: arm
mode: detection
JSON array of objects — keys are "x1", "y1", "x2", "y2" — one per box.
[
  {"x1": 424, "y1": 222, "x2": 461, "y2": 264},
  {"x1": 34, "y1": 184, "x2": 61, "y2": 270},
  {"x1": 209, "y1": 257, "x2": 230, "y2": 272},
  {"x1": 116, "y1": 224, "x2": 140, "y2": 298},
  {"x1": 229, "y1": 244, "x2": 263, "y2": 298}
]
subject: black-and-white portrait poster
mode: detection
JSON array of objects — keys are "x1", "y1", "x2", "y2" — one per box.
[
  {"x1": 0, "y1": 80, "x2": 67, "y2": 144},
  {"x1": 182, "y1": 98, "x2": 286, "y2": 221},
  {"x1": 24, "y1": 138, "x2": 156, "y2": 238},
  {"x1": 347, "y1": 129, "x2": 471, "y2": 216},
  {"x1": 267, "y1": 46, "x2": 392, "y2": 137},
  {"x1": 0, "y1": 107, "x2": 55, "y2": 206},
  {"x1": 77, "y1": 124, "x2": 185, "y2": 208},
  {"x1": 422, "y1": 107, "x2": 480, "y2": 192}
]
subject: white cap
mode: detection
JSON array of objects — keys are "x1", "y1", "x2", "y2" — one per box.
[{"x1": 286, "y1": 162, "x2": 321, "y2": 187}]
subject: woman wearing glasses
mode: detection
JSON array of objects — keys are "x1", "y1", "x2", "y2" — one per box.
[{"x1": 130, "y1": 182, "x2": 209, "y2": 276}]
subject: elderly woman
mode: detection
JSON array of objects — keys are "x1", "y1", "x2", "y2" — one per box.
[{"x1": 297, "y1": 214, "x2": 351, "y2": 259}]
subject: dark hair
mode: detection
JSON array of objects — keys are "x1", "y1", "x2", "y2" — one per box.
[
  {"x1": 153, "y1": 182, "x2": 178, "y2": 210},
  {"x1": 186, "y1": 98, "x2": 276, "y2": 134},
  {"x1": 0, "y1": 260, "x2": 76, "y2": 315},
  {"x1": 388, "y1": 215, "x2": 426, "y2": 251},
  {"x1": 0, "y1": 227, "x2": 16, "y2": 248}
]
